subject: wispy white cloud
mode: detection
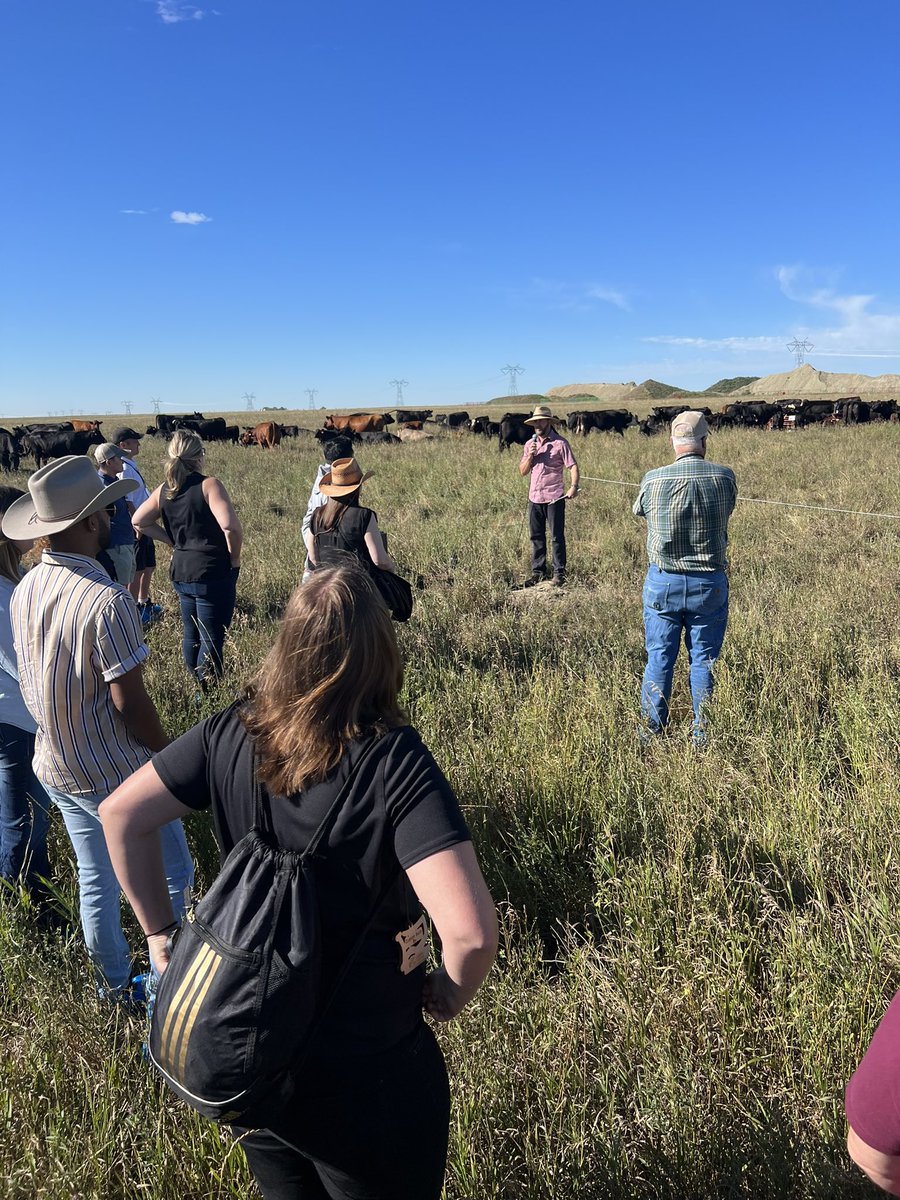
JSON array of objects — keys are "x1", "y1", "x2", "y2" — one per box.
[
  {"x1": 120, "y1": 208, "x2": 148, "y2": 215},
  {"x1": 513, "y1": 277, "x2": 631, "y2": 313},
  {"x1": 645, "y1": 266, "x2": 900, "y2": 361},
  {"x1": 170, "y1": 210, "x2": 212, "y2": 225},
  {"x1": 156, "y1": 1, "x2": 209, "y2": 24}
]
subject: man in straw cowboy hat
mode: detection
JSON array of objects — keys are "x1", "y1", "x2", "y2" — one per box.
[
  {"x1": 632, "y1": 410, "x2": 736, "y2": 742},
  {"x1": 516, "y1": 405, "x2": 579, "y2": 588},
  {"x1": 3, "y1": 456, "x2": 193, "y2": 1004}
]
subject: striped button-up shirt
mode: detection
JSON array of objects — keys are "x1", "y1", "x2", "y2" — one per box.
[
  {"x1": 633, "y1": 454, "x2": 737, "y2": 572},
  {"x1": 11, "y1": 551, "x2": 151, "y2": 796}
]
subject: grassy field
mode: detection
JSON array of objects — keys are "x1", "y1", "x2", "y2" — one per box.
[{"x1": 1, "y1": 415, "x2": 899, "y2": 1199}]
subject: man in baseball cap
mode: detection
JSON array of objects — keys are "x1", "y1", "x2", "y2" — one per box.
[
  {"x1": 632, "y1": 410, "x2": 736, "y2": 742},
  {"x1": 3, "y1": 456, "x2": 193, "y2": 1004}
]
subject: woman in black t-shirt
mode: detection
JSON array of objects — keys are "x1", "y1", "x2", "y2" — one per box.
[
  {"x1": 134, "y1": 430, "x2": 243, "y2": 684},
  {"x1": 101, "y1": 564, "x2": 497, "y2": 1200},
  {"x1": 304, "y1": 455, "x2": 398, "y2": 576}
]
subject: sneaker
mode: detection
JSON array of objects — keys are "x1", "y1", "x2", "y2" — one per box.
[{"x1": 139, "y1": 601, "x2": 163, "y2": 627}]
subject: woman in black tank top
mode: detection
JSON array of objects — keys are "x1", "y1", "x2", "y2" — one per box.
[
  {"x1": 305, "y1": 457, "x2": 397, "y2": 577},
  {"x1": 133, "y1": 431, "x2": 243, "y2": 684}
]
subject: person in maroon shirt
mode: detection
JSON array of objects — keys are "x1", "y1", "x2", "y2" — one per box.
[
  {"x1": 516, "y1": 405, "x2": 579, "y2": 588},
  {"x1": 846, "y1": 991, "x2": 900, "y2": 1194}
]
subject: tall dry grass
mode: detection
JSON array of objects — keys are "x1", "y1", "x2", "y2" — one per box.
[{"x1": 1, "y1": 417, "x2": 898, "y2": 1198}]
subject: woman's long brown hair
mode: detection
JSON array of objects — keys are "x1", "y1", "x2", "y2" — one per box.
[{"x1": 240, "y1": 564, "x2": 405, "y2": 795}]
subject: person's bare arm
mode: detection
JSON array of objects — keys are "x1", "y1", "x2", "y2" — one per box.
[
  {"x1": 405, "y1": 841, "x2": 498, "y2": 1022},
  {"x1": 565, "y1": 462, "x2": 580, "y2": 500},
  {"x1": 304, "y1": 527, "x2": 317, "y2": 567},
  {"x1": 132, "y1": 485, "x2": 172, "y2": 545},
  {"x1": 100, "y1": 761, "x2": 193, "y2": 971},
  {"x1": 203, "y1": 477, "x2": 243, "y2": 567},
  {"x1": 109, "y1": 664, "x2": 169, "y2": 753},
  {"x1": 848, "y1": 1125, "x2": 900, "y2": 1196},
  {"x1": 519, "y1": 438, "x2": 538, "y2": 476},
  {"x1": 364, "y1": 514, "x2": 397, "y2": 572}
]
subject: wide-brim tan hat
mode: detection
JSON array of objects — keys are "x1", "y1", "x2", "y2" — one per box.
[
  {"x1": 2, "y1": 455, "x2": 137, "y2": 540},
  {"x1": 524, "y1": 405, "x2": 562, "y2": 427},
  {"x1": 319, "y1": 457, "x2": 374, "y2": 497}
]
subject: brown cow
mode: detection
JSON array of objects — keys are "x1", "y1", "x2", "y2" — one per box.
[
  {"x1": 242, "y1": 420, "x2": 281, "y2": 449},
  {"x1": 71, "y1": 420, "x2": 102, "y2": 433},
  {"x1": 323, "y1": 413, "x2": 394, "y2": 434}
]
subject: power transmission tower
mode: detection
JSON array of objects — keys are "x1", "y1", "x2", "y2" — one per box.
[
  {"x1": 305, "y1": 388, "x2": 319, "y2": 409},
  {"x1": 502, "y1": 364, "x2": 524, "y2": 396},
  {"x1": 151, "y1": 396, "x2": 161, "y2": 414},
  {"x1": 243, "y1": 392, "x2": 256, "y2": 412},
  {"x1": 123, "y1": 400, "x2": 133, "y2": 416},
  {"x1": 389, "y1": 379, "x2": 408, "y2": 404},
  {"x1": 786, "y1": 338, "x2": 813, "y2": 367}
]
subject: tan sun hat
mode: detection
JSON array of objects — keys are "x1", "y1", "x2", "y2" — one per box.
[
  {"x1": 671, "y1": 410, "x2": 710, "y2": 439},
  {"x1": 1, "y1": 455, "x2": 137, "y2": 540},
  {"x1": 318, "y1": 457, "x2": 374, "y2": 497},
  {"x1": 524, "y1": 405, "x2": 562, "y2": 427}
]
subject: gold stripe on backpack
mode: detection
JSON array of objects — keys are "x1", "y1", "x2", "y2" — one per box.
[
  {"x1": 159, "y1": 944, "x2": 217, "y2": 1071},
  {"x1": 175, "y1": 952, "x2": 224, "y2": 1078}
]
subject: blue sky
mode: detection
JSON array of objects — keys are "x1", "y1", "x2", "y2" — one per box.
[{"x1": 2, "y1": 0, "x2": 899, "y2": 416}]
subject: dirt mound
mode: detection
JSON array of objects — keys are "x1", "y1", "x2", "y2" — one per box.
[
  {"x1": 547, "y1": 382, "x2": 636, "y2": 402},
  {"x1": 626, "y1": 379, "x2": 684, "y2": 402},
  {"x1": 734, "y1": 363, "x2": 900, "y2": 396}
]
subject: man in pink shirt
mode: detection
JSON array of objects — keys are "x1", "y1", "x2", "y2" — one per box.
[{"x1": 517, "y1": 405, "x2": 579, "y2": 587}]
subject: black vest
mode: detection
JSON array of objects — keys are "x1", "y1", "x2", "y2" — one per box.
[{"x1": 160, "y1": 473, "x2": 231, "y2": 582}]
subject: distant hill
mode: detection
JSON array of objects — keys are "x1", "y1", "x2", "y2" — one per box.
[
  {"x1": 627, "y1": 379, "x2": 684, "y2": 402},
  {"x1": 547, "y1": 382, "x2": 636, "y2": 403},
  {"x1": 735, "y1": 363, "x2": 900, "y2": 396},
  {"x1": 704, "y1": 376, "x2": 759, "y2": 395}
]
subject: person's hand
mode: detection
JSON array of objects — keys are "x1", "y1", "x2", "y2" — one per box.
[
  {"x1": 422, "y1": 967, "x2": 469, "y2": 1022},
  {"x1": 565, "y1": 486, "x2": 578, "y2": 500},
  {"x1": 147, "y1": 931, "x2": 175, "y2": 975}
]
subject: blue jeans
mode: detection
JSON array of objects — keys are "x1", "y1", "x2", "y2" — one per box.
[
  {"x1": 173, "y1": 569, "x2": 238, "y2": 682},
  {"x1": 43, "y1": 784, "x2": 194, "y2": 994},
  {"x1": 0, "y1": 723, "x2": 52, "y2": 901},
  {"x1": 641, "y1": 564, "x2": 729, "y2": 735}
]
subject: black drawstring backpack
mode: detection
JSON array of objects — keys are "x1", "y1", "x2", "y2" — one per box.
[{"x1": 147, "y1": 733, "x2": 394, "y2": 1128}]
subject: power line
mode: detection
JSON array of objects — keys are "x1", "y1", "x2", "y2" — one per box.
[
  {"x1": 502, "y1": 364, "x2": 524, "y2": 396},
  {"x1": 123, "y1": 400, "x2": 133, "y2": 416},
  {"x1": 150, "y1": 396, "x2": 161, "y2": 414},
  {"x1": 305, "y1": 388, "x2": 319, "y2": 408},
  {"x1": 243, "y1": 392, "x2": 256, "y2": 412}
]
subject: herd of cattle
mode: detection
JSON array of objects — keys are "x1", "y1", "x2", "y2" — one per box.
[{"x1": 1, "y1": 396, "x2": 897, "y2": 471}]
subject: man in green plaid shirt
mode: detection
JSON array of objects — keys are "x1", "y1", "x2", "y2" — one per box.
[{"x1": 633, "y1": 411, "x2": 736, "y2": 740}]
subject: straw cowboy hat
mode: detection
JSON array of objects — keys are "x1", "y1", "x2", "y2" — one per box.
[
  {"x1": 524, "y1": 405, "x2": 562, "y2": 427},
  {"x1": 318, "y1": 457, "x2": 374, "y2": 497},
  {"x1": 1, "y1": 455, "x2": 137, "y2": 540}
]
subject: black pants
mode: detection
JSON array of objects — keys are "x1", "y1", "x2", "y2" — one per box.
[
  {"x1": 238, "y1": 1023, "x2": 450, "y2": 1200},
  {"x1": 528, "y1": 498, "x2": 566, "y2": 578}
]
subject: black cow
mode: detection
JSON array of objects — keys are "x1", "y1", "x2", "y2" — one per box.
[
  {"x1": 396, "y1": 409, "x2": 433, "y2": 424},
  {"x1": 0, "y1": 429, "x2": 21, "y2": 472},
  {"x1": 567, "y1": 409, "x2": 634, "y2": 437},
  {"x1": 785, "y1": 400, "x2": 834, "y2": 428},
  {"x1": 498, "y1": 413, "x2": 533, "y2": 452},
  {"x1": 279, "y1": 425, "x2": 300, "y2": 438},
  {"x1": 869, "y1": 400, "x2": 899, "y2": 421},
  {"x1": 713, "y1": 402, "x2": 781, "y2": 430},
  {"x1": 24, "y1": 428, "x2": 104, "y2": 468},
  {"x1": 157, "y1": 412, "x2": 204, "y2": 435},
  {"x1": 434, "y1": 411, "x2": 470, "y2": 428},
  {"x1": 468, "y1": 417, "x2": 501, "y2": 437},
  {"x1": 224, "y1": 425, "x2": 240, "y2": 444}
]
